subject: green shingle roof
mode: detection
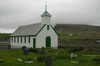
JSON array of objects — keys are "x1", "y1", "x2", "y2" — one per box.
[{"x1": 41, "y1": 11, "x2": 51, "y2": 17}]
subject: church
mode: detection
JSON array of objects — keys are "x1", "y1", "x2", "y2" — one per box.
[{"x1": 10, "y1": 4, "x2": 58, "y2": 48}]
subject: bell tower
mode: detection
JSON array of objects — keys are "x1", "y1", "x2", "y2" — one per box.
[{"x1": 41, "y1": 1, "x2": 51, "y2": 25}]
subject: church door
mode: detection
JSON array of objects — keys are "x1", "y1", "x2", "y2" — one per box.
[
  {"x1": 46, "y1": 36, "x2": 51, "y2": 48},
  {"x1": 33, "y1": 38, "x2": 36, "y2": 48}
]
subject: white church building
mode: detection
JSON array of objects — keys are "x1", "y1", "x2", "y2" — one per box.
[{"x1": 10, "y1": 4, "x2": 58, "y2": 48}]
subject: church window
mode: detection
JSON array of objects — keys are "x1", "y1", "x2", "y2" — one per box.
[
  {"x1": 12, "y1": 37, "x2": 13, "y2": 42},
  {"x1": 28, "y1": 37, "x2": 30, "y2": 43},
  {"x1": 17, "y1": 37, "x2": 19, "y2": 43},
  {"x1": 21, "y1": 37, "x2": 22, "y2": 43},
  {"x1": 14, "y1": 37, "x2": 16, "y2": 42},
  {"x1": 47, "y1": 25, "x2": 49, "y2": 30},
  {"x1": 24, "y1": 37, "x2": 26, "y2": 43}
]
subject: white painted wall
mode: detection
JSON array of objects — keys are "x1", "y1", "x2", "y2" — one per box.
[
  {"x1": 36, "y1": 25, "x2": 58, "y2": 48},
  {"x1": 10, "y1": 36, "x2": 36, "y2": 48},
  {"x1": 41, "y1": 17, "x2": 51, "y2": 25}
]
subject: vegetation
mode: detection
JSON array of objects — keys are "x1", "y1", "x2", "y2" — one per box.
[
  {"x1": 59, "y1": 35, "x2": 100, "y2": 40},
  {"x1": 55, "y1": 24, "x2": 100, "y2": 39},
  {"x1": 0, "y1": 49, "x2": 100, "y2": 66},
  {"x1": 0, "y1": 33, "x2": 11, "y2": 37}
]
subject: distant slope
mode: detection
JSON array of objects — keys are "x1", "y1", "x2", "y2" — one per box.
[
  {"x1": 55, "y1": 24, "x2": 100, "y2": 39},
  {"x1": 0, "y1": 33, "x2": 11, "y2": 37}
]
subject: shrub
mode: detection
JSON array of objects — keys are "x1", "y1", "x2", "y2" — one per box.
[
  {"x1": 37, "y1": 56, "x2": 46, "y2": 62},
  {"x1": 8, "y1": 45, "x2": 11, "y2": 49},
  {"x1": 28, "y1": 48, "x2": 37, "y2": 53},
  {"x1": 68, "y1": 46, "x2": 84, "y2": 53},
  {"x1": 55, "y1": 51, "x2": 70, "y2": 59},
  {"x1": 92, "y1": 57, "x2": 100, "y2": 64},
  {"x1": 22, "y1": 46, "x2": 27, "y2": 50}
]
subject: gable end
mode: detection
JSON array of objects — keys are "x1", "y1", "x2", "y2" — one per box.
[
  {"x1": 50, "y1": 25, "x2": 59, "y2": 36},
  {"x1": 36, "y1": 24, "x2": 46, "y2": 35}
]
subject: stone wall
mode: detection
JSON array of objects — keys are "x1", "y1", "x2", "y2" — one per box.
[{"x1": 59, "y1": 39, "x2": 100, "y2": 51}]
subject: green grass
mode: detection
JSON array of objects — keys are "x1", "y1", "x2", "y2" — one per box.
[
  {"x1": 55, "y1": 24, "x2": 100, "y2": 39},
  {"x1": 0, "y1": 33, "x2": 11, "y2": 37},
  {"x1": 0, "y1": 49, "x2": 100, "y2": 66},
  {"x1": 59, "y1": 35, "x2": 100, "y2": 40}
]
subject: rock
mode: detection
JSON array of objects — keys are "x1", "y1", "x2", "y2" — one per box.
[
  {"x1": 18, "y1": 58, "x2": 23, "y2": 62},
  {"x1": 25, "y1": 61, "x2": 33, "y2": 63},
  {"x1": 0, "y1": 59, "x2": 4, "y2": 62},
  {"x1": 71, "y1": 61, "x2": 78, "y2": 64}
]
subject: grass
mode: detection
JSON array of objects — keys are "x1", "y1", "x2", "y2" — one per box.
[
  {"x1": 0, "y1": 33, "x2": 11, "y2": 37},
  {"x1": 59, "y1": 35, "x2": 100, "y2": 40},
  {"x1": 0, "y1": 49, "x2": 100, "y2": 66}
]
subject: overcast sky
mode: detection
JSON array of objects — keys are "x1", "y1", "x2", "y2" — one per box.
[{"x1": 0, "y1": 0, "x2": 100, "y2": 33}]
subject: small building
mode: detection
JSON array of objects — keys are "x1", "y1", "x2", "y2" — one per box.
[{"x1": 10, "y1": 7, "x2": 58, "y2": 48}]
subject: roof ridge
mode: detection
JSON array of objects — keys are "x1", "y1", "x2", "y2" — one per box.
[{"x1": 21, "y1": 22, "x2": 41, "y2": 27}]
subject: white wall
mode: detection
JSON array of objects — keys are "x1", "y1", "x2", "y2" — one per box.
[
  {"x1": 10, "y1": 25, "x2": 58, "y2": 49},
  {"x1": 41, "y1": 17, "x2": 51, "y2": 25},
  {"x1": 10, "y1": 36, "x2": 36, "y2": 48},
  {"x1": 36, "y1": 25, "x2": 58, "y2": 48}
]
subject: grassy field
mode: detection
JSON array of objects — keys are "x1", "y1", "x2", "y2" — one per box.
[
  {"x1": 59, "y1": 35, "x2": 100, "y2": 40},
  {"x1": 0, "y1": 49, "x2": 100, "y2": 66},
  {"x1": 0, "y1": 33, "x2": 11, "y2": 37},
  {"x1": 55, "y1": 24, "x2": 100, "y2": 39}
]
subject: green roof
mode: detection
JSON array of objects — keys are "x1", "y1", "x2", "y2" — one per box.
[{"x1": 41, "y1": 11, "x2": 51, "y2": 17}]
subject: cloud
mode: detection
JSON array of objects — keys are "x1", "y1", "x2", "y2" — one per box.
[{"x1": 0, "y1": 0, "x2": 100, "y2": 33}]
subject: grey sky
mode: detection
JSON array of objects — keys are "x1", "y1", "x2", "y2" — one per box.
[{"x1": 0, "y1": 0, "x2": 100, "y2": 33}]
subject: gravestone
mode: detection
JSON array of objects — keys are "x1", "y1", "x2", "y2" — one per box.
[
  {"x1": 45, "y1": 56, "x2": 52, "y2": 66},
  {"x1": 37, "y1": 47, "x2": 46, "y2": 54},
  {"x1": 70, "y1": 53, "x2": 74, "y2": 59},
  {"x1": 23, "y1": 49, "x2": 29, "y2": 55},
  {"x1": 55, "y1": 52, "x2": 59, "y2": 56},
  {"x1": 0, "y1": 59, "x2": 4, "y2": 62},
  {"x1": 22, "y1": 46, "x2": 27, "y2": 50},
  {"x1": 38, "y1": 56, "x2": 46, "y2": 62},
  {"x1": 41, "y1": 47, "x2": 46, "y2": 54},
  {"x1": 37, "y1": 50, "x2": 41, "y2": 54},
  {"x1": 38, "y1": 56, "x2": 52, "y2": 66}
]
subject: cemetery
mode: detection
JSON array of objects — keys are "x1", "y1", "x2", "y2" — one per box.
[{"x1": 0, "y1": 47, "x2": 100, "y2": 66}]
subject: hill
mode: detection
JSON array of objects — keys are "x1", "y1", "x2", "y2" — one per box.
[
  {"x1": 0, "y1": 33, "x2": 11, "y2": 37},
  {"x1": 55, "y1": 24, "x2": 100, "y2": 39}
]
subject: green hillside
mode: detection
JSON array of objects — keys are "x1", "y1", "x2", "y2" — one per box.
[
  {"x1": 55, "y1": 24, "x2": 100, "y2": 39},
  {"x1": 0, "y1": 33, "x2": 11, "y2": 37}
]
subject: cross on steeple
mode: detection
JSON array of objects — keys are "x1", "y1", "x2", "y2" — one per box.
[{"x1": 45, "y1": 1, "x2": 47, "y2": 11}]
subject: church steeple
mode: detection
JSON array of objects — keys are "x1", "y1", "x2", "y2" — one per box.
[
  {"x1": 45, "y1": 1, "x2": 47, "y2": 11},
  {"x1": 41, "y1": 1, "x2": 51, "y2": 25}
]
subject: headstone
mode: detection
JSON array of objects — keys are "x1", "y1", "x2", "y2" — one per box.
[
  {"x1": 71, "y1": 61, "x2": 78, "y2": 64},
  {"x1": 68, "y1": 49, "x2": 73, "y2": 53},
  {"x1": 41, "y1": 47, "x2": 45, "y2": 54},
  {"x1": 38, "y1": 56, "x2": 52, "y2": 66},
  {"x1": 22, "y1": 46, "x2": 27, "y2": 50},
  {"x1": 18, "y1": 58, "x2": 23, "y2": 62},
  {"x1": 0, "y1": 59, "x2": 4, "y2": 62},
  {"x1": 70, "y1": 53, "x2": 74, "y2": 59},
  {"x1": 38, "y1": 56, "x2": 46, "y2": 62},
  {"x1": 23, "y1": 49, "x2": 29, "y2": 55},
  {"x1": 45, "y1": 56, "x2": 52, "y2": 66},
  {"x1": 37, "y1": 50, "x2": 41, "y2": 54},
  {"x1": 55, "y1": 52, "x2": 59, "y2": 56},
  {"x1": 25, "y1": 60, "x2": 33, "y2": 63}
]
